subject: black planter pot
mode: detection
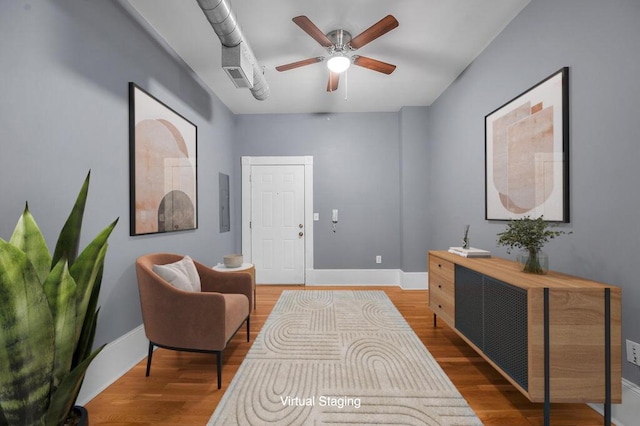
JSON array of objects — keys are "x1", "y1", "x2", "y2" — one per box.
[{"x1": 65, "y1": 406, "x2": 89, "y2": 426}]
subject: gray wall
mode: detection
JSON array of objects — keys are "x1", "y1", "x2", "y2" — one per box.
[
  {"x1": 0, "y1": 0, "x2": 238, "y2": 345},
  {"x1": 426, "y1": 0, "x2": 640, "y2": 384},
  {"x1": 234, "y1": 112, "x2": 413, "y2": 269},
  {"x1": 400, "y1": 107, "x2": 430, "y2": 272}
]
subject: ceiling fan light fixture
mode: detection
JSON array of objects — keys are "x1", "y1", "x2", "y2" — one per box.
[{"x1": 327, "y1": 55, "x2": 351, "y2": 73}]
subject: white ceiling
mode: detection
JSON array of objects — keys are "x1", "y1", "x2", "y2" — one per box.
[{"x1": 122, "y1": 0, "x2": 530, "y2": 114}]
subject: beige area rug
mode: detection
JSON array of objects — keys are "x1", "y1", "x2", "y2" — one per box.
[{"x1": 209, "y1": 290, "x2": 482, "y2": 425}]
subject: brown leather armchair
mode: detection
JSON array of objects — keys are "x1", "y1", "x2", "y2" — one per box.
[{"x1": 135, "y1": 253, "x2": 252, "y2": 389}]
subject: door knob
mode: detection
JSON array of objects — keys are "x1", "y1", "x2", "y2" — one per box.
[
  {"x1": 299, "y1": 224, "x2": 304, "y2": 228},
  {"x1": 299, "y1": 232, "x2": 304, "y2": 237}
]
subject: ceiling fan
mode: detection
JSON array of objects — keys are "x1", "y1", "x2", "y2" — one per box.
[{"x1": 275, "y1": 15, "x2": 399, "y2": 92}]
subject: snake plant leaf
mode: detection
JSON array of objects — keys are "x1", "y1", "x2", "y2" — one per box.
[
  {"x1": 0, "y1": 241, "x2": 55, "y2": 426},
  {"x1": 52, "y1": 171, "x2": 90, "y2": 269},
  {"x1": 0, "y1": 406, "x2": 8, "y2": 425},
  {"x1": 9, "y1": 203, "x2": 52, "y2": 284},
  {"x1": 69, "y1": 306, "x2": 100, "y2": 410},
  {"x1": 44, "y1": 344, "x2": 104, "y2": 426},
  {"x1": 69, "y1": 219, "x2": 117, "y2": 344},
  {"x1": 43, "y1": 258, "x2": 77, "y2": 389},
  {"x1": 74, "y1": 268, "x2": 102, "y2": 367}
]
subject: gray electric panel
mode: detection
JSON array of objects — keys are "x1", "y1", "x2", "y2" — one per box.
[{"x1": 219, "y1": 173, "x2": 230, "y2": 232}]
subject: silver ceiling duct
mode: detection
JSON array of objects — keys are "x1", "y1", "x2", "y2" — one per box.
[{"x1": 195, "y1": 0, "x2": 269, "y2": 101}]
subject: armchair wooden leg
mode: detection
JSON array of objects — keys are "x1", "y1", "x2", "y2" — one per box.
[
  {"x1": 146, "y1": 342, "x2": 154, "y2": 377},
  {"x1": 246, "y1": 316, "x2": 250, "y2": 342},
  {"x1": 216, "y1": 351, "x2": 222, "y2": 389}
]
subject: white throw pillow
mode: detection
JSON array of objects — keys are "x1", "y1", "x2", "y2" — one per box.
[{"x1": 152, "y1": 255, "x2": 202, "y2": 292}]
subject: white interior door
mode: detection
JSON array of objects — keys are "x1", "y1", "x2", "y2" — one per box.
[{"x1": 251, "y1": 165, "x2": 305, "y2": 284}]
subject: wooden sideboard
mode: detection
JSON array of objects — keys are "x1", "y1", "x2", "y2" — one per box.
[{"x1": 428, "y1": 250, "x2": 621, "y2": 425}]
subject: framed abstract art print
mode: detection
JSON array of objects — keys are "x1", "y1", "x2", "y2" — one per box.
[
  {"x1": 129, "y1": 82, "x2": 198, "y2": 235},
  {"x1": 485, "y1": 67, "x2": 569, "y2": 222}
]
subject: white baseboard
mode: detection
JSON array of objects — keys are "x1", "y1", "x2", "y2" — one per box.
[
  {"x1": 76, "y1": 325, "x2": 149, "y2": 405},
  {"x1": 400, "y1": 271, "x2": 428, "y2": 290},
  {"x1": 304, "y1": 269, "x2": 427, "y2": 290},
  {"x1": 588, "y1": 378, "x2": 640, "y2": 426}
]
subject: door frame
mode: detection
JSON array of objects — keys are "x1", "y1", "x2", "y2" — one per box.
[{"x1": 241, "y1": 156, "x2": 314, "y2": 283}]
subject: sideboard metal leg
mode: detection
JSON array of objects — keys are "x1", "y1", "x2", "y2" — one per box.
[
  {"x1": 604, "y1": 288, "x2": 611, "y2": 426},
  {"x1": 544, "y1": 288, "x2": 550, "y2": 426},
  {"x1": 433, "y1": 313, "x2": 437, "y2": 328}
]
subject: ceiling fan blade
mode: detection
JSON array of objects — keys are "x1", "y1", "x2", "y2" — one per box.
[
  {"x1": 352, "y1": 55, "x2": 396, "y2": 74},
  {"x1": 276, "y1": 57, "x2": 324, "y2": 72},
  {"x1": 327, "y1": 71, "x2": 340, "y2": 92},
  {"x1": 348, "y1": 15, "x2": 399, "y2": 50},
  {"x1": 292, "y1": 16, "x2": 333, "y2": 48}
]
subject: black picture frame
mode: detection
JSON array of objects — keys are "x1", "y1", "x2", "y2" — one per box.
[
  {"x1": 129, "y1": 82, "x2": 198, "y2": 236},
  {"x1": 485, "y1": 67, "x2": 569, "y2": 222}
]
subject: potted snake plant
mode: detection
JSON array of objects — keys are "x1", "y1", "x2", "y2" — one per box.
[{"x1": 0, "y1": 171, "x2": 118, "y2": 425}]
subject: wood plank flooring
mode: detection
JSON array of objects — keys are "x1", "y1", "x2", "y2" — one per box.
[{"x1": 85, "y1": 286, "x2": 610, "y2": 425}]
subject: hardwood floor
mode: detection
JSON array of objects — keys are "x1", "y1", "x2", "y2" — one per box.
[{"x1": 85, "y1": 286, "x2": 610, "y2": 425}]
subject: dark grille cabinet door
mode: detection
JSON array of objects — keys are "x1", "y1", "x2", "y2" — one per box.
[
  {"x1": 483, "y1": 277, "x2": 529, "y2": 391},
  {"x1": 455, "y1": 266, "x2": 484, "y2": 349}
]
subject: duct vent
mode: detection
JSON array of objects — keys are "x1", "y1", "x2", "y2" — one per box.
[{"x1": 222, "y1": 43, "x2": 254, "y2": 89}]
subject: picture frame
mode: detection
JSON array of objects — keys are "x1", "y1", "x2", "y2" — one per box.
[
  {"x1": 485, "y1": 67, "x2": 569, "y2": 222},
  {"x1": 129, "y1": 82, "x2": 198, "y2": 236}
]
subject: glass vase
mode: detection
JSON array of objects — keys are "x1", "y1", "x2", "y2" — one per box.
[{"x1": 517, "y1": 250, "x2": 548, "y2": 274}]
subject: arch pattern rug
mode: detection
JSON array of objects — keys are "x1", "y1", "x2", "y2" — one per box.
[{"x1": 209, "y1": 290, "x2": 482, "y2": 425}]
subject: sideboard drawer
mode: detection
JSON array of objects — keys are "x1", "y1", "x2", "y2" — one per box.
[
  {"x1": 429, "y1": 287, "x2": 455, "y2": 326},
  {"x1": 429, "y1": 256, "x2": 454, "y2": 283}
]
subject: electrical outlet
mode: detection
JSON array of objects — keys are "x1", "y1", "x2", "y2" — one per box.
[
  {"x1": 375, "y1": 255, "x2": 382, "y2": 264},
  {"x1": 627, "y1": 339, "x2": 640, "y2": 366}
]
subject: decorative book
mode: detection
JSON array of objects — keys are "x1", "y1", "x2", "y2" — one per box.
[{"x1": 448, "y1": 247, "x2": 491, "y2": 258}]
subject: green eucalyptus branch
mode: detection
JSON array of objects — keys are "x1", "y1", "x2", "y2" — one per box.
[{"x1": 496, "y1": 215, "x2": 571, "y2": 255}]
